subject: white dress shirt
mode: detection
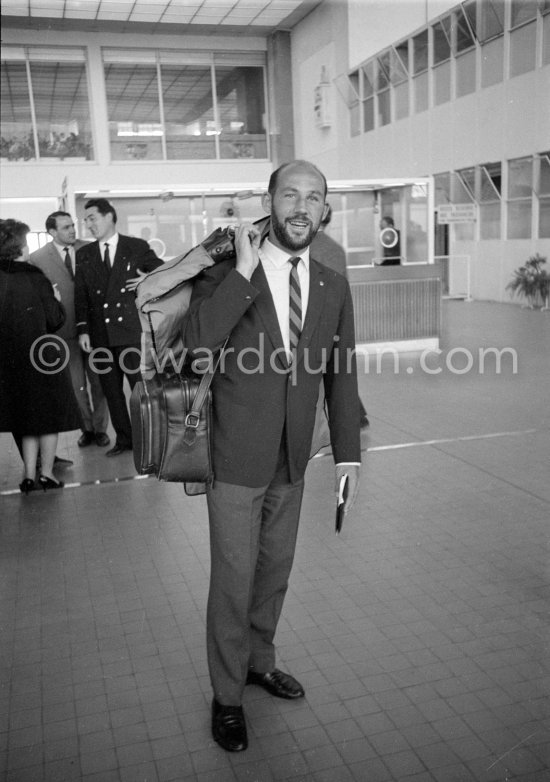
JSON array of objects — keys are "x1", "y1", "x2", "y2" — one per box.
[
  {"x1": 101, "y1": 233, "x2": 119, "y2": 266},
  {"x1": 259, "y1": 238, "x2": 309, "y2": 361},
  {"x1": 54, "y1": 242, "x2": 75, "y2": 275}
]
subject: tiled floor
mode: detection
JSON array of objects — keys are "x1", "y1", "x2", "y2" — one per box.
[{"x1": 1, "y1": 300, "x2": 549, "y2": 782}]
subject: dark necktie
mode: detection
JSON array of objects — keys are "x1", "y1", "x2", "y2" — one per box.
[
  {"x1": 63, "y1": 246, "x2": 74, "y2": 280},
  {"x1": 103, "y1": 242, "x2": 111, "y2": 270},
  {"x1": 289, "y1": 256, "x2": 302, "y2": 358}
]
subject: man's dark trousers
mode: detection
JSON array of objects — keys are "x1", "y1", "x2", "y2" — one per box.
[
  {"x1": 205, "y1": 445, "x2": 304, "y2": 707},
  {"x1": 98, "y1": 343, "x2": 141, "y2": 448}
]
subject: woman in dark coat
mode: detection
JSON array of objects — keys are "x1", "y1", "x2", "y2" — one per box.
[{"x1": 0, "y1": 219, "x2": 81, "y2": 492}]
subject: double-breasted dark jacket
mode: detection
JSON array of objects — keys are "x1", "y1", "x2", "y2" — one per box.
[
  {"x1": 75, "y1": 235, "x2": 162, "y2": 348},
  {"x1": 184, "y1": 256, "x2": 361, "y2": 488}
]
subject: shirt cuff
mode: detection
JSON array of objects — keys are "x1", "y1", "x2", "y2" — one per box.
[{"x1": 335, "y1": 462, "x2": 361, "y2": 468}]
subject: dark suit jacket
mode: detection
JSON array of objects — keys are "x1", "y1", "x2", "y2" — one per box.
[
  {"x1": 184, "y1": 257, "x2": 361, "y2": 487},
  {"x1": 75, "y1": 235, "x2": 162, "y2": 347},
  {"x1": 29, "y1": 239, "x2": 86, "y2": 342}
]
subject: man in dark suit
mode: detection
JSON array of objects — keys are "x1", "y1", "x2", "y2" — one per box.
[
  {"x1": 75, "y1": 198, "x2": 162, "y2": 456},
  {"x1": 30, "y1": 211, "x2": 110, "y2": 449},
  {"x1": 311, "y1": 206, "x2": 369, "y2": 428},
  {"x1": 184, "y1": 160, "x2": 361, "y2": 752}
]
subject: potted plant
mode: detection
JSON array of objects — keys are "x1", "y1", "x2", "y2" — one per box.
[{"x1": 506, "y1": 253, "x2": 550, "y2": 309}]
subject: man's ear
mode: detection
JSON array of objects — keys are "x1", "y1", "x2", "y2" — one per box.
[
  {"x1": 261, "y1": 192, "x2": 272, "y2": 214},
  {"x1": 322, "y1": 202, "x2": 329, "y2": 221}
]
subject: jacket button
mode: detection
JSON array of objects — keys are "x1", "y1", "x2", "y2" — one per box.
[
  {"x1": 120, "y1": 287, "x2": 126, "y2": 293},
  {"x1": 105, "y1": 318, "x2": 110, "y2": 323},
  {"x1": 116, "y1": 302, "x2": 121, "y2": 307},
  {"x1": 103, "y1": 303, "x2": 108, "y2": 308},
  {"x1": 96, "y1": 289, "x2": 101, "y2": 294}
]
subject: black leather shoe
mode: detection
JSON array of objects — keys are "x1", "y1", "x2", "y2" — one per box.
[
  {"x1": 246, "y1": 668, "x2": 305, "y2": 699},
  {"x1": 360, "y1": 413, "x2": 370, "y2": 429},
  {"x1": 95, "y1": 432, "x2": 110, "y2": 447},
  {"x1": 106, "y1": 443, "x2": 131, "y2": 457},
  {"x1": 211, "y1": 699, "x2": 248, "y2": 752},
  {"x1": 78, "y1": 431, "x2": 95, "y2": 447}
]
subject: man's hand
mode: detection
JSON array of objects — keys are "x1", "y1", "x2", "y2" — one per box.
[
  {"x1": 126, "y1": 269, "x2": 147, "y2": 292},
  {"x1": 79, "y1": 333, "x2": 91, "y2": 353},
  {"x1": 52, "y1": 282, "x2": 61, "y2": 302},
  {"x1": 234, "y1": 223, "x2": 261, "y2": 281},
  {"x1": 335, "y1": 464, "x2": 360, "y2": 514}
]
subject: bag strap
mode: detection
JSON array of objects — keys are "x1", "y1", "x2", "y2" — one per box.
[{"x1": 183, "y1": 339, "x2": 228, "y2": 445}]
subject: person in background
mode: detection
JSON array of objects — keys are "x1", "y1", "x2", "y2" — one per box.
[
  {"x1": 0, "y1": 219, "x2": 81, "y2": 493},
  {"x1": 310, "y1": 205, "x2": 369, "y2": 428},
  {"x1": 184, "y1": 160, "x2": 361, "y2": 753},
  {"x1": 75, "y1": 198, "x2": 162, "y2": 456},
  {"x1": 30, "y1": 211, "x2": 111, "y2": 450},
  {"x1": 379, "y1": 215, "x2": 401, "y2": 265}
]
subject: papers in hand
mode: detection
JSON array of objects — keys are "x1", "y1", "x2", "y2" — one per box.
[{"x1": 335, "y1": 474, "x2": 349, "y2": 534}]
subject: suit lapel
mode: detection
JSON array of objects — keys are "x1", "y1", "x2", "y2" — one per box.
[
  {"x1": 295, "y1": 260, "x2": 327, "y2": 366},
  {"x1": 250, "y1": 262, "x2": 288, "y2": 370}
]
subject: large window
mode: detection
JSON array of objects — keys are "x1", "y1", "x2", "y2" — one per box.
[
  {"x1": 1, "y1": 47, "x2": 93, "y2": 162},
  {"x1": 507, "y1": 157, "x2": 533, "y2": 239},
  {"x1": 103, "y1": 49, "x2": 267, "y2": 162},
  {"x1": 432, "y1": 16, "x2": 452, "y2": 105},
  {"x1": 536, "y1": 153, "x2": 550, "y2": 238},
  {"x1": 412, "y1": 30, "x2": 429, "y2": 113},
  {"x1": 479, "y1": 163, "x2": 502, "y2": 239}
]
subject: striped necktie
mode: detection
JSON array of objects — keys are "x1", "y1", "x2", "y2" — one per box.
[{"x1": 289, "y1": 256, "x2": 302, "y2": 359}]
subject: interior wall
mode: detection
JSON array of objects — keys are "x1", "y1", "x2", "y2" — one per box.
[{"x1": 290, "y1": 0, "x2": 550, "y2": 302}]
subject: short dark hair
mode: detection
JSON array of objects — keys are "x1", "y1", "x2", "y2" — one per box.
[
  {"x1": 381, "y1": 216, "x2": 394, "y2": 227},
  {"x1": 45, "y1": 211, "x2": 71, "y2": 233},
  {"x1": 84, "y1": 197, "x2": 117, "y2": 224},
  {"x1": 0, "y1": 219, "x2": 30, "y2": 263},
  {"x1": 268, "y1": 160, "x2": 328, "y2": 199}
]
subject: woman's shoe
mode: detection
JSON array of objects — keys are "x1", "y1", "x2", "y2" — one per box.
[
  {"x1": 38, "y1": 475, "x2": 64, "y2": 491},
  {"x1": 19, "y1": 478, "x2": 35, "y2": 495}
]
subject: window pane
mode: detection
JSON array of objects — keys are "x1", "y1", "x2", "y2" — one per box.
[
  {"x1": 456, "y1": 49, "x2": 476, "y2": 97},
  {"x1": 161, "y1": 64, "x2": 216, "y2": 160},
  {"x1": 455, "y1": 8, "x2": 476, "y2": 53},
  {"x1": 462, "y1": 1, "x2": 478, "y2": 40},
  {"x1": 508, "y1": 157, "x2": 533, "y2": 198},
  {"x1": 479, "y1": 164, "x2": 501, "y2": 200},
  {"x1": 538, "y1": 154, "x2": 550, "y2": 195},
  {"x1": 29, "y1": 60, "x2": 93, "y2": 160},
  {"x1": 413, "y1": 30, "x2": 429, "y2": 74},
  {"x1": 363, "y1": 97, "x2": 374, "y2": 132},
  {"x1": 361, "y1": 62, "x2": 374, "y2": 98},
  {"x1": 479, "y1": 0, "x2": 505, "y2": 42},
  {"x1": 433, "y1": 61, "x2": 451, "y2": 105},
  {"x1": 507, "y1": 201, "x2": 532, "y2": 238},
  {"x1": 377, "y1": 90, "x2": 391, "y2": 126},
  {"x1": 376, "y1": 56, "x2": 390, "y2": 90},
  {"x1": 539, "y1": 197, "x2": 550, "y2": 238},
  {"x1": 105, "y1": 63, "x2": 163, "y2": 161},
  {"x1": 433, "y1": 18, "x2": 451, "y2": 64},
  {"x1": 414, "y1": 72, "x2": 429, "y2": 113},
  {"x1": 215, "y1": 66, "x2": 266, "y2": 160},
  {"x1": 394, "y1": 81, "x2": 409, "y2": 120},
  {"x1": 350, "y1": 102, "x2": 361, "y2": 136},
  {"x1": 434, "y1": 172, "x2": 451, "y2": 206},
  {"x1": 510, "y1": 0, "x2": 537, "y2": 27},
  {"x1": 510, "y1": 21, "x2": 536, "y2": 76},
  {"x1": 480, "y1": 202, "x2": 501, "y2": 238},
  {"x1": 481, "y1": 36, "x2": 504, "y2": 87},
  {"x1": 394, "y1": 42, "x2": 409, "y2": 78},
  {"x1": 457, "y1": 168, "x2": 476, "y2": 198},
  {"x1": 0, "y1": 61, "x2": 35, "y2": 160},
  {"x1": 544, "y1": 14, "x2": 550, "y2": 66}
]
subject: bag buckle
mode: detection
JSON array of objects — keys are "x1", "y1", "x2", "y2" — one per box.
[{"x1": 185, "y1": 412, "x2": 200, "y2": 429}]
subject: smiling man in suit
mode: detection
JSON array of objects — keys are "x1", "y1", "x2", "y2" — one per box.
[
  {"x1": 30, "y1": 210, "x2": 110, "y2": 450},
  {"x1": 184, "y1": 160, "x2": 362, "y2": 752},
  {"x1": 75, "y1": 198, "x2": 162, "y2": 456}
]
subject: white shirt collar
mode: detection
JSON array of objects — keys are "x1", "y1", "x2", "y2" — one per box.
[
  {"x1": 260, "y1": 237, "x2": 310, "y2": 270},
  {"x1": 102, "y1": 232, "x2": 119, "y2": 254}
]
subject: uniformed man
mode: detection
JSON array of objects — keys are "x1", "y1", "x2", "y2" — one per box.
[{"x1": 75, "y1": 198, "x2": 162, "y2": 456}]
